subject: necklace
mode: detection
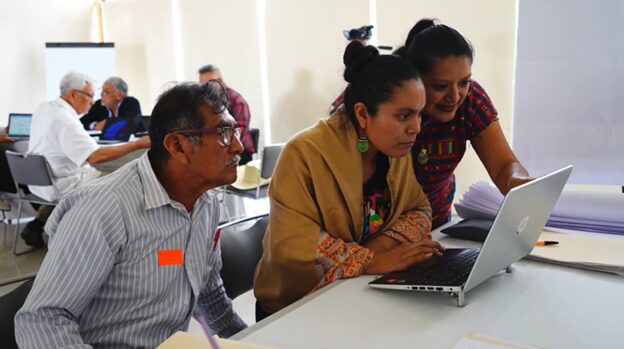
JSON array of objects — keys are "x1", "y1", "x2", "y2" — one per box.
[{"x1": 416, "y1": 148, "x2": 428, "y2": 165}]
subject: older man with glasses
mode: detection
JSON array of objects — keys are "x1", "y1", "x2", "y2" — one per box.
[
  {"x1": 16, "y1": 81, "x2": 247, "y2": 348},
  {"x1": 80, "y1": 76, "x2": 142, "y2": 131},
  {"x1": 20, "y1": 71, "x2": 150, "y2": 247}
]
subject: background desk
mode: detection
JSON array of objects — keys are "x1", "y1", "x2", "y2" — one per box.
[
  {"x1": 1, "y1": 139, "x2": 145, "y2": 174},
  {"x1": 91, "y1": 148, "x2": 146, "y2": 173},
  {"x1": 234, "y1": 232, "x2": 624, "y2": 348},
  {"x1": 1, "y1": 139, "x2": 29, "y2": 153}
]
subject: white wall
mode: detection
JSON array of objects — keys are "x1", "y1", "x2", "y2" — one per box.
[
  {"x1": 265, "y1": 0, "x2": 369, "y2": 142},
  {"x1": 102, "y1": 0, "x2": 178, "y2": 115},
  {"x1": 0, "y1": 0, "x2": 93, "y2": 125},
  {"x1": 102, "y1": 0, "x2": 266, "y2": 142},
  {"x1": 178, "y1": 0, "x2": 264, "y2": 141},
  {"x1": 102, "y1": 0, "x2": 368, "y2": 144},
  {"x1": 514, "y1": 0, "x2": 624, "y2": 185}
]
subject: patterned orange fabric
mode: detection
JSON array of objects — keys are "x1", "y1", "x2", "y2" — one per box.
[
  {"x1": 383, "y1": 210, "x2": 432, "y2": 243},
  {"x1": 313, "y1": 232, "x2": 374, "y2": 291}
]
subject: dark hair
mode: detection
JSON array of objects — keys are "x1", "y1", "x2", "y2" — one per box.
[
  {"x1": 342, "y1": 41, "x2": 420, "y2": 126},
  {"x1": 198, "y1": 64, "x2": 219, "y2": 75},
  {"x1": 393, "y1": 19, "x2": 438, "y2": 57},
  {"x1": 395, "y1": 18, "x2": 473, "y2": 75},
  {"x1": 148, "y1": 81, "x2": 229, "y2": 164}
]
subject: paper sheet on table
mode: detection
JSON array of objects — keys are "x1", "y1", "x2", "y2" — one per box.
[
  {"x1": 450, "y1": 332, "x2": 541, "y2": 349},
  {"x1": 157, "y1": 331, "x2": 279, "y2": 349},
  {"x1": 526, "y1": 230, "x2": 624, "y2": 276},
  {"x1": 454, "y1": 182, "x2": 624, "y2": 235}
]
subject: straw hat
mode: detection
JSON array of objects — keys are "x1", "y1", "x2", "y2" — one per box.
[{"x1": 231, "y1": 159, "x2": 271, "y2": 190}]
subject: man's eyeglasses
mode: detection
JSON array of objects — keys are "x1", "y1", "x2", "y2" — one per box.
[
  {"x1": 174, "y1": 126, "x2": 241, "y2": 147},
  {"x1": 74, "y1": 89, "x2": 95, "y2": 99}
]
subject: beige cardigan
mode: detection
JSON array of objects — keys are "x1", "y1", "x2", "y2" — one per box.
[{"x1": 254, "y1": 112, "x2": 431, "y2": 313}]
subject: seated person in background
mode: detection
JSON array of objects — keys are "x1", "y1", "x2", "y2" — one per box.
[
  {"x1": 198, "y1": 64, "x2": 256, "y2": 164},
  {"x1": 20, "y1": 71, "x2": 150, "y2": 247},
  {"x1": 15, "y1": 81, "x2": 247, "y2": 348},
  {"x1": 0, "y1": 129, "x2": 14, "y2": 144},
  {"x1": 254, "y1": 42, "x2": 444, "y2": 319},
  {"x1": 80, "y1": 76, "x2": 142, "y2": 131},
  {"x1": 0, "y1": 129, "x2": 15, "y2": 210}
]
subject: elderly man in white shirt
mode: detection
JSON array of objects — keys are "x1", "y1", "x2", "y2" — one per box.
[{"x1": 21, "y1": 71, "x2": 150, "y2": 247}]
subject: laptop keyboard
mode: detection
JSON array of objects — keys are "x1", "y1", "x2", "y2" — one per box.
[{"x1": 407, "y1": 248, "x2": 479, "y2": 286}]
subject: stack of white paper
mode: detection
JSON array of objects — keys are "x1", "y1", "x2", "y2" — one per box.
[
  {"x1": 527, "y1": 230, "x2": 624, "y2": 276},
  {"x1": 454, "y1": 182, "x2": 624, "y2": 235}
]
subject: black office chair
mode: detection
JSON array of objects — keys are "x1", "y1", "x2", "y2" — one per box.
[
  {"x1": 254, "y1": 143, "x2": 284, "y2": 199},
  {"x1": 135, "y1": 115, "x2": 151, "y2": 135},
  {"x1": 0, "y1": 148, "x2": 18, "y2": 194},
  {"x1": 5, "y1": 151, "x2": 58, "y2": 255},
  {"x1": 249, "y1": 128, "x2": 260, "y2": 157},
  {"x1": 0, "y1": 276, "x2": 35, "y2": 349},
  {"x1": 219, "y1": 213, "x2": 268, "y2": 300}
]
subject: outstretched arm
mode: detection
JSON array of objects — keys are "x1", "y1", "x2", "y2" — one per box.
[{"x1": 471, "y1": 120, "x2": 532, "y2": 194}]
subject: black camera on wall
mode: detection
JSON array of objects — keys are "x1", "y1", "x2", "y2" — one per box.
[{"x1": 343, "y1": 25, "x2": 374, "y2": 41}]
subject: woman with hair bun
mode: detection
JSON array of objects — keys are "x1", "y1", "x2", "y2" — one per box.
[
  {"x1": 398, "y1": 18, "x2": 532, "y2": 228},
  {"x1": 254, "y1": 41, "x2": 444, "y2": 319}
]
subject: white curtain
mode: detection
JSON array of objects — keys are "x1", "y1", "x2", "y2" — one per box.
[{"x1": 513, "y1": 0, "x2": 624, "y2": 185}]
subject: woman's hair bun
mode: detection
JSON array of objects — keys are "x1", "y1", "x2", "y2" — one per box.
[
  {"x1": 405, "y1": 18, "x2": 437, "y2": 46},
  {"x1": 343, "y1": 41, "x2": 379, "y2": 83},
  {"x1": 394, "y1": 18, "x2": 438, "y2": 57}
]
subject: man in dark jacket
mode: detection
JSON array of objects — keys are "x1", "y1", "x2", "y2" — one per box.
[{"x1": 80, "y1": 76, "x2": 142, "y2": 131}]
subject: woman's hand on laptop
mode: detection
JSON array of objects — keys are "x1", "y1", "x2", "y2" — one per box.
[{"x1": 365, "y1": 240, "x2": 445, "y2": 275}]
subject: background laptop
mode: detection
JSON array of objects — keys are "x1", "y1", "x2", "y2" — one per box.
[
  {"x1": 134, "y1": 115, "x2": 151, "y2": 136},
  {"x1": 7, "y1": 113, "x2": 32, "y2": 139},
  {"x1": 97, "y1": 117, "x2": 136, "y2": 144},
  {"x1": 369, "y1": 165, "x2": 573, "y2": 306}
]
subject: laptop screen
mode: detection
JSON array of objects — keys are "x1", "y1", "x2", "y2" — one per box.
[
  {"x1": 100, "y1": 117, "x2": 135, "y2": 141},
  {"x1": 8, "y1": 113, "x2": 32, "y2": 137}
]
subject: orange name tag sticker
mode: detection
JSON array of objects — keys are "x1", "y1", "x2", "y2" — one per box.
[{"x1": 158, "y1": 249, "x2": 184, "y2": 266}]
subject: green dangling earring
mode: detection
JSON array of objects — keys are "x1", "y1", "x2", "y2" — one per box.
[{"x1": 357, "y1": 132, "x2": 369, "y2": 153}]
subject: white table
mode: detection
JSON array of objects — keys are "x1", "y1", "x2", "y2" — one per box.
[
  {"x1": 91, "y1": 148, "x2": 146, "y2": 173},
  {"x1": 233, "y1": 232, "x2": 624, "y2": 348},
  {"x1": 2, "y1": 139, "x2": 145, "y2": 174}
]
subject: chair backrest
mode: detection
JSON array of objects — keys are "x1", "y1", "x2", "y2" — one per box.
[
  {"x1": 219, "y1": 214, "x2": 269, "y2": 300},
  {"x1": 5, "y1": 151, "x2": 53, "y2": 187},
  {"x1": 259, "y1": 143, "x2": 285, "y2": 180},
  {"x1": 0, "y1": 278, "x2": 35, "y2": 349},
  {"x1": 249, "y1": 128, "x2": 260, "y2": 154},
  {"x1": 0, "y1": 148, "x2": 17, "y2": 193}
]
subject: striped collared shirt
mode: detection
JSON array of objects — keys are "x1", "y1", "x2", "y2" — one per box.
[{"x1": 15, "y1": 153, "x2": 246, "y2": 348}]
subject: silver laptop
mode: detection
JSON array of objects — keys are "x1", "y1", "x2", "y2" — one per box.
[
  {"x1": 7, "y1": 113, "x2": 32, "y2": 139},
  {"x1": 369, "y1": 165, "x2": 573, "y2": 306}
]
